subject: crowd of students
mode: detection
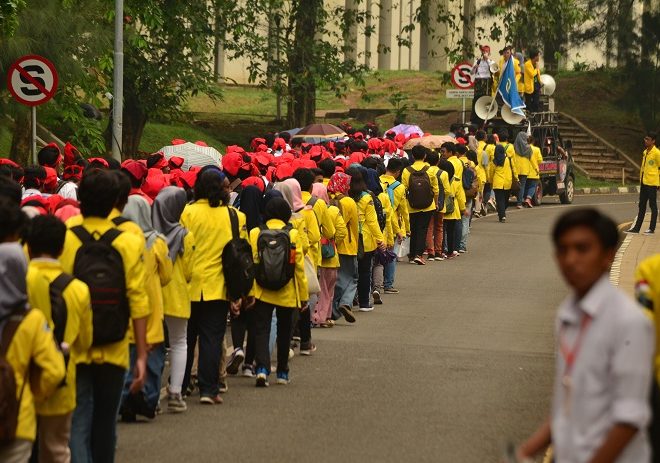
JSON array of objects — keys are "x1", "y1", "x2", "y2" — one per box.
[{"x1": 0, "y1": 123, "x2": 544, "y2": 463}]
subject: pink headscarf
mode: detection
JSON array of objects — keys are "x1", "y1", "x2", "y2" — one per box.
[
  {"x1": 274, "y1": 178, "x2": 308, "y2": 212},
  {"x1": 311, "y1": 182, "x2": 330, "y2": 204}
]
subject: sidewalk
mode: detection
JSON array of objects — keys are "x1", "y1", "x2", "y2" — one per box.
[{"x1": 613, "y1": 217, "x2": 660, "y2": 296}]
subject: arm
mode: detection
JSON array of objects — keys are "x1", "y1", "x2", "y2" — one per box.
[
  {"x1": 332, "y1": 208, "x2": 348, "y2": 244},
  {"x1": 517, "y1": 417, "x2": 552, "y2": 460},
  {"x1": 30, "y1": 310, "x2": 66, "y2": 400},
  {"x1": 456, "y1": 181, "x2": 467, "y2": 212},
  {"x1": 317, "y1": 201, "x2": 335, "y2": 240},
  {"x1": 155, "y1": 238, "x2": 173, "y2": 287},
  {"x1": 587, "y1": 424, "x2": 639, "y2": 463},
  {"x1": 293, "y1": 230, "x2": 309, "y2": 303},
  {"x1": 304, "y1": 209, "x2": 321, "y2": 247},
  {"x1": 181, "y1": 232, "x2": 196, "y2": 283},
  {"x1": 396, "y1": 186, "x2": 410, "y2": 235},
  {"x1": 71, "y1": 282, "x2": 93, "y2": 356},
  {"x1": 363, "y1": 198, "x2": 384, "y2": 244},
  {"x1": 130, "y1": 316, "x2": 148, "y2": 394}
]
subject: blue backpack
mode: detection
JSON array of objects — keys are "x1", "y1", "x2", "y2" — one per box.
[{"x1": 386, "y1": 181, "x2": 401, "y2": 208}]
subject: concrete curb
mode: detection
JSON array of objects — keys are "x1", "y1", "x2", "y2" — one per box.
[{"x1": 576, "y1": 186, "x2": 640, "y2": 195}]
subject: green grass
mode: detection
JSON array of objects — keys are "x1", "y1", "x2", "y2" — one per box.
[
  {"x1": 574, "y1": 171, "x2": 621, "y2": 189},
  {"x1": 139, "y1": 121, "x2": 227, "y2": 153},
  {"x1": 0, "y1": 125, "x2": 12, "y2": 155}
]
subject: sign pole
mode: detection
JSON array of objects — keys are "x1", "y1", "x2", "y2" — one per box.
[
  {"x1": 461, "y1": 98, "x2": 466, "y2": 124},
  {"x1": 32, "y1": 107, "x2": 37, "y2": 165},
  {"x1": 111, "y1": 0, "x2": 124, "y2": 162}
]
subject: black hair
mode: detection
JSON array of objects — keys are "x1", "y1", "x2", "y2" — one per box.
[
  {"x1": 318, "y1": 159, "x2": 337, "y2": 178},
  {"x1": 79, "y1": 169, "x2": 120, "y2": 218},
  {"x1": 345, "y1": 166, "x2": 367, "y2": 199},
  {"x1": 455, "y1": 144, "x2": 468, "y2": 155},
  {"x1": 113, "y1": 170, "x2": 132, "y2": 211},
  {"x1": 449, "y1": 123, "x2": 461, "y2": 133},
  {"x1": 25, "y1": 214, "x2": 66, "y2": 257},
  {"x1": 411, "y1": 145, "x2": 428, "y2": 161},
  {"x1": 0, "y1": 175, "x2": 22, "y2": 205},
  {"x1": 498, "y1": 131, "x2": 509, "y2": 142},
  {"x1": 647, "y1": 131, "x2": 657, "y2": 142},
  {"x1": 361, "y1": 157, "x2": 379, "y2": 170},
  {"x1": 387, "y1": 158, "x2": 404, "y2": 173},
  {"x1": 552, "y1": 208, "x2": 619, "y2": 250},
  {"x1": 0, "y1": 197, "x2": 26, "y2": 242},
  {"x1": 438, "y1": 159, "x2": 455, "y2": 179},
  {"x1": 292, "y1": 168, "x2": 315, "y2": 192},
  {"x1": 440, "y1": 142, "x2": 455, "y2": 153},
  {"x1": 147, "y1": 154, "x2": 163, "y2": 169},
  {"x1": 194, "y1": 169, "x2": 229, "y2": 207},
  {"x1": 23, "y1": 165, "x2": 46, "y2": 190},
  {"x1": 264, "y1": 133, "x2": 275, "y2": 147},
  {"x1": 280, "y1": 131, "x2": 291, "y2": 143},
  {"x1": 264, "y1": 197, "x2": 292, "y2": 223},
  {"x1": 425, "y1": 150, "x2": 440, "y2": 166},
  {"x1": 37, "y1": 146, "x2": 60, "y2": 167},
  {"x1": 350, "y1": 140, "x2": 369, "y2": 153},
  {"x1": 475, "y1": 130, "x2": 486, "y2": 141},
  {"x1": 106, "y1": 158, "x2": 121, "y2": 170},
  {"x1": 311, "y1": 168, "x2": 324, "y2": 179},
  {"x1": 467, "y1": 150, "x2": 478, "y2": 165},
  {"x1": 529, "y1": 49, "x2": 540, "y2": 59},
  {"x1": 486, "y1": 134, "x2": 497, "y2": 144}
]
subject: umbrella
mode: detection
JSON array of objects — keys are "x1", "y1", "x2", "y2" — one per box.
[
  {"x1": 160, "y1": 142, "x2": 222, "y2": 171},
  {"x1": 387, "y1": 124, "x2": 424, "y2": 138},
  {"x1": 403, "y1": 135, "x2": 455, "y2": 150},
  {"x1": 295, "y1": 123, "x2": 346, "y2": 138},
  {"x1": 281, "y1": 128, "x2": 301, "y2": 137}
]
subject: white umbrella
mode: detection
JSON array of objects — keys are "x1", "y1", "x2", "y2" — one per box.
[{"x1": 159, "y1": 142, "x2": 222, "y2": 171}]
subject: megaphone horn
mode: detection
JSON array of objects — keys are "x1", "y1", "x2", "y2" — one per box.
[
  {"x1": 474, "y1": 95, "x2": 498, "y2": 120},
  {"x1": 501, "y1": 105, "x2": 525, "y2": 125},
  {"x1": 540, "y1": 74, "x2": 556, "y2": 96},
  {"x1": 489, "y1": 62, "x2": 500, "y2": 74}
]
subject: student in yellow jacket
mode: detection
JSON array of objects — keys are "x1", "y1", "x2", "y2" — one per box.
[
  {"x1": 327, "y1": 172, "x2": 359, "y2": 323},
  {"x1": 489, "y1": 144, "x2": 518, "y2": 222},
  {"x1": 312, "y1": 183, "x2": 347, "y2": 327},
  {"x1": 152, "y1": 186, "x2": 195, "y2": 412},
  {"x1": 25, "y1": 215, "x2": 92, "y2": 463},
  {"x1": 380, "y1": 158, "x2": 409, "y2": 293},
  {"x1": 402, "y1": 146, "x2": 439, "y2": 265},
  {"x1": 523, "y1": 138, "x2": 544, "y2": 207},
  {"x1": 0, "y1": 207, "x2": 66, "y2": 463},
  {"x1": 120, "y1": 194, "x2": 173, "y2": 421},
  {"x1": 524, "y1": 50, "x2": 542, "y2": 112},
  {"x1": 58, "y1": 169, "x2": 149, "y2": 463},
  {"x1": 424, "y1": 151, "x2": 447, "y2": 260},
  {"x1": 513, "y1": 131, "x2": 532, "y2": 208},
  {"x1": 249, "y1": 197, "x2": 308, "y2": 387},
  {"x1": 180, "y1": 167, "x2": 246, "y2": 404},
  {"x1": 627, "y1": 132, "x2": 660, "y2": 234},
  {"x1": 347, "y1": 166, "x2": 385, "y2": 312}
]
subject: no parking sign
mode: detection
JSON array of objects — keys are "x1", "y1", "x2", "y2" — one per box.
[
  {"x1": 450, "y1": 62, "x2": 474, "y2": 89},
  {"x1": 7, "y1": 55, "x2": 58, "y2": 106}
]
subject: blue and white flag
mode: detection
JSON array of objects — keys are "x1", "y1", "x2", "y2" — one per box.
[{"x1": 497, "y1": 59, "x2": 526, "y2": 116}]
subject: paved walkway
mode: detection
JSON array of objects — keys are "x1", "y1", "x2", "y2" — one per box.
[{"x1": 616, "y1": 215, "x2": 660, "y2": 296}]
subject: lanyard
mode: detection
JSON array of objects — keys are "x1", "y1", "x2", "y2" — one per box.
[{"x1": 559, "y1": 314, "x2": 592, "y2": 377}]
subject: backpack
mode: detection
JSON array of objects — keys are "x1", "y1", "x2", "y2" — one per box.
[
  {"x1": 49, "y1": 273, "x2": 74, "y2": 380},
  {"x1": 222, "y1": 207, "x2": 255, "y2": 301},
  {"x1": 0, "y1": 311, "x2": 28, "y2": 444},
  {"x1": 255, "y1": 224, "x2": 295, "y2": 290},
  {"x1": 385, "y1": 181, "x2": 401, "y2": 209},
  {"x1": 370, "y1": 192, "x2": 387, "y2": 231},
  {"x1": 462, "y1": 163, "x2": 477, "y2": 197},
  {"x1": 71, "y1": 226, "x2": 129, "y2": 346},
  {"x1": 111, "y1": 216, "x2": 130, "y2": 227},
  {"x1": 435, "y1": 170, "x2": 446, "y2": 212},
  {"x1": 405, "y1": 166, "x2": 433, "y2": 209}
]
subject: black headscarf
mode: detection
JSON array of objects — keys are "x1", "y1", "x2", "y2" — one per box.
[
  {"x1": 264, "y1": 197, "x2": 292, "y2": 223},
  {"x1": 261, "y1": 189, "x2": 284, "y2": 215},
  {"x1": 239, "y1": 186, "x2": 264, "y2": 231},
  {"x1": 365, "y1": 168, "x2": 383, "y2": 195},
  {"x1": 494, "y1": 145, "x2": 506, "y2": 167}
]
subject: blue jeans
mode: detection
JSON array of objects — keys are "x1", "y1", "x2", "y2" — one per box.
[
  {"x1": 70, "y1": 363, "x2": 126, "y2": 463},
  {"x1": 383, "y1": 257, "x2": 397, "y2": 289},
  {"x1": 455, "y1": 216, "x2": 463, "y2": 251},
  {"x1": 459, "y1": 199, "x2": 472, "y2": 251},
  {"x1": 121, "y1": 343, "x2": 166, "y2": 413},
  {"x1": 524, "y1": 178, "x2": 537, "y2": 201},
  {"x1": 517, "y1": 175, "x2": 528, "y2": 205},
  {"x1": 332, "y1": 254, "x2": 358, "y2": 318}
]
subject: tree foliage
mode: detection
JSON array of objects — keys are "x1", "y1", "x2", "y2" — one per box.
[{"x1": 0, "y1": 0, "x2": 25, "y2": 37}]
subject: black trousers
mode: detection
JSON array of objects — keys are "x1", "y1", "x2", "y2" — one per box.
[
  {"x1": 525, "y1": 91, "x2": 540, "y2": 112},
  {"x1": 632, "y1": 184, "x2": 658, "y2": 232},
  {"x1": 357, "y1": 251, "x2": 374, "y2": 307},
  {"x1": 444, "y1": 219, "x2": 458, "y2": 254},
  {"x1": 253, "y1": 300, "x2": 294, "y2": 374},
  {"x1": 651, "y1": 380, "x2": 660, "y2": 463},
  {"x1": 230, "y1": 308, "x2": 256, "y2": 365},
  {"x1": 494, "y1": 188, "x2": 510, "y2": 220},
  {"x1": 183, "y1": 299, "x2": 228, "y2": 397},
  {"x1": 409, "y1": 211, "x2": 432, "y2": 258}
]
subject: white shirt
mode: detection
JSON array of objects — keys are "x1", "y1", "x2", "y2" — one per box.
[
  {"x1": 552, "y1": 276, "x2": 654, "y2": 463},
  {"x1": 57, "y1": 181, "x2": 78, "y2": 200},
  {"x1": 472, "y1": 58, "x2": 493, "y2": 79},
  {"x1": 22, "y1": 188, "x2": 44, "y2": 200}
]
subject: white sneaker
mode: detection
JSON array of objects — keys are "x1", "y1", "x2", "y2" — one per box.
[{"x1": 359, "y1": 306, "x2": 374, "y2": 312}]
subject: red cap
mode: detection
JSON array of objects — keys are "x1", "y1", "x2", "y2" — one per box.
[
  {"x1": 222, "y1": 152, "x2": 243, "y2": 177},
  {"x1": 168, "y1": 156, "x2": 185, "y2": 169},
  {"x1": 142, "y1": 169, "x2": 168, "y2": 200},
  {"x1": 0, "y1": 158, "x2": 20, "y2": 168},
  {"x1": 275, "y1": 163, "x2": 294, "y2": 180},
  {"x1": 273, "y1": 138, "x2": 286, "y2": 151},
  {"x1": 194, "y1": 140, "x2": 208, "y2": 147},
  {"x1": 121, "y1": 159, "x2": 148, "y2": 181},
  {"x1": 241, "y1": 176, "x2": 265, "y2": 192},
  {"x1": 63, "y1": 142, "x2": 81, "y2": 167},
  {"x1": 88, "y1": 157, "x2": 109, "y2": 168},
  {"x1": 43, "y1": 167, "x2": 59, "y2": 191},
  {"x1": 480, "y1": 45, "x2": 491, "y2": 53},
  {"x1": 353, "y1": 132, "x2": 364, "y2": 140},
  {"x1": 456, "y1": 137, "x2": 467, "y2": 145},
  {"x1": 171, "y1": 138, "x2": 186, "y2": 145},
  {"x1": 179, "y1": 170, "x2": 198, "y2": 189},
  {"x1": 62, "y1": 165, "x2": 83, "y2": 182}
]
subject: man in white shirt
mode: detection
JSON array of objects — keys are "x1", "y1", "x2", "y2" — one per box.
[
  {"x1": 517, "y1": 208, "x2": 655, "y2": 462},
  {"x1": 471, "y1": 44, "x2": 494, "y2": 124}
]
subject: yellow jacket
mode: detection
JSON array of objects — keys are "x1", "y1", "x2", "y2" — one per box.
[
  {"x1": 60, "y1": 217, "x2": 150, "y2": 369},
  {"x1": 402, "y1": 161, "x2": 439, "y2": 213},
  {"x1": 320, "y1": 205, "x2": 348, "y2": 269},
  {"x1": 142, "y1": 237, "x2": 172, "y2": 345},
  {"x1": 477, "y1": 140, "x2": 488, "y2": 168},
  {"x1": 162, "y1": 232, "x2": 195, "y2": 319},
  {"x1": 634, "y1": 254, "x2": 660, "y2": 386},
  {"x1": 448, "y1": 156, "x2": 464, "y2": 184},
  {"x1": 380, "y1": 174, "x2": 410, "y2": 235},
  {"x1": 485, "y1": 143, "x2": 496, "y2": 169},
  {"x1": 250, "y1": 219, "x2": 308, "y2": 307},
  {"x1": 641, "y1": 145, "x2": 660, "y2": 187},
  {"x1": 515, "y1": 153, "x2": 531, "y2": 177},
  {"x1": 444, "y1": 178, "x2": 467, "y2": 220},
  {"x1": 523, "y1": 59, "x2": 541, "y2": 94},
  {"x1": 528, "y1": 146, "x2": 543, "y2": 180},
  {"x1": 302, "y1": 191, "x2": 333, "y2": 267},
  {"x1": 489, "y1": 153, "x2": 518, "y2": 190},
  {"x1": 436, "y1": 169, "x2": 452, "y2": 214},
  {"x1": 377, "y1": 191, "x2": 395, "y2": 247},
  {"x1": 357, "y1": 192, "x2": 385, "y2": 252},
  {"x1": 26, "y1": 259, "x2": 92, "y2": 416},
  {"x1": 498, "y1": 56, "x2": 522, "y2": 90},
  {"x1": 332, "y1": 194, "x2": 359, "y2": 256},
  {"x1": 180, "y1": 201, "x2": 249, "y2": 302},
  {"x1": 5, "y1": 309, "x2": 66, "y2": 441}
]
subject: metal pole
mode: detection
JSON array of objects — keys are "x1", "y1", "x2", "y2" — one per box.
[
  {"x1": 32, "y1": 107, "x2": 37, "y2": 164},
  {"x1": 276, "y1": 18, "x2": 281, "y2": 122},
  {"x1": 111, "y1": 0, "x2": 124, "y2": 161},
  {"x1": 461, "y1": 98, "x2": 466, "y2": 124}
]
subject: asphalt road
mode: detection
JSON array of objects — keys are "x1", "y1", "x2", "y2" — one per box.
[{"x1": 116, "y1": 193, "x2": 639, "y2": 463}]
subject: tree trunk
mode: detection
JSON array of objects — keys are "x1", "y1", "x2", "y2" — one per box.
[
  {"x1": 104, "y1": 97, "x2": 147, "y2": 160},
  {"x1": 605, "y1": 0, "x2": 614, "y2": 67},
  {"x1": 616, "y1": 0, "x2": 635, "y2": 67},
  {"x1": 286, "y1": 0, "x2": 321, "y2": 127},
  {"x1": 10, "y1": 110, "x2": 31, "y2": 166}
]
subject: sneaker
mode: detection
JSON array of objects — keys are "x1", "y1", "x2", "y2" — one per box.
[
  {"x1": 409, "y1": 259, "x2": 416, "y2": 264},
  {"x1": 413, "y1": 256, "x2": 426, "y2": 265},
  {"x1": 167, "y1": 393, "x2": 187, "y2": 413},
  {"x1": 338, "y1": 304, "x2": 356, "y2": 323},
  {"x1": 426, "y1": 253, "x2": 436, "y2": 261},
  {"x1": 276, "y1": 372, "x2": 290, "y2": 385},
  {"x1": 359, "y1": 306, "x2": 374, "y2": 312},
  {"x1": 200, "y1": 394, "x2": 223, "y2": 405},
  {"x1": 625, "y1": 228, "x2": 639, "y2": 234},
  {"x1": 643, "y1": 229, "x2": 655, "y2": 235},
  {"x1": 516, "y1": 205, "x2": 523, "y2": 209},
  {"x1": 241, "y1": 365, "x2": 255, "y2": 378},
  {"x1": 436, "y1": 254, "x2": 446, "y2": 261},
  {"x1": 300, "y1": 343, "x2": 316, "y2": 356},
  {"x1": 218, "y1": 381, "x2": 228, "y2": 393},
  {"x1": 289, "y1": 348, "x2": 295, "y2": 359},
  {"x1": 255, "y1": 368, "x2": 269, "y2": 387},
  {"x1": 458, "y1": 249, "x2": 466, "y2": 254},
  {"x1": 226, "y1": 347, "x2": 244, "y2": 375},
  {"x1": 499, "y1": 217, "x2": 506, "y2": 223},
  {"x1": 384, "y1": 287, "x2": 399, "y2": 294},
  {"x1": 524, "y1": 198, "x2": 534, "y2": 208},
  {"x1": 372, "y1": 290, "x2": 383, "y2": 305}
]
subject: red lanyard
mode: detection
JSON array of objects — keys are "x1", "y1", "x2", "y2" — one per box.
[{"x1": 559, "y1": 314, "x2": 592, "y2": 377}]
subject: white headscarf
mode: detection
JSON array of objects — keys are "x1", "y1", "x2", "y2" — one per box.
[
  {"x1": 122, "y1": 195, "x2": 163, "y2": 249},
  {"x1": 0, "y1": 242, "x2": 29, "y2": 322}
]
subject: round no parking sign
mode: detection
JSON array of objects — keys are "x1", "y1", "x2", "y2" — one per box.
[{"x1": 7, "y1": 55, "x2": 59, "y2": 107}]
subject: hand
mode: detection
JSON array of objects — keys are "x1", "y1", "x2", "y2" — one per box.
[
  {"x1": 462, "y1": 209, "x2": 469, "y2": 217},
  {"x1": 242, "y1": 296, "x2": 256, "y2": 310},
  {"x1": 377, "y1": 241, "x2": 386, "y2": 251},
  {"x1": 146, "y1": 343, "x2": 154, "y2": 353},
  {"x1": 129, "y1": 354, "x2": 147, "y2": 394},
  {"x1": 230, "y1": 299, "x2": 241, "y2": 316},
  {"x1": 396, "y1": 232, "x2": 404, "y2": 243},
  {"x1": 300, "y1": 301, "x2": 309, "y2": 312}
]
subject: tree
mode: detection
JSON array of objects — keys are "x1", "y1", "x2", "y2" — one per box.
[
  {"x1": 103, "y1": 0, "x2": 221, "y2": 158},
  {"x1": 0, "y1": 0, "x2": 25, "y2": 37}
]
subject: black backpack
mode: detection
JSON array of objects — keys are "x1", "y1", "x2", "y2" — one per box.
[
  {"x1": 435, "y1": 170, "x2": 446, "y2": 211},
  {"x1": 111, "y1": 216, "x2": 130, "y2": 227},
  {"x1": 369, "y1": 192, "x2": 387, "y2": 231},
  {"x1": 50, "y1": 273, "x2": 74, "y2": 385},
  {"x1": 255, "y1": 224, "x2": 295, "y2": 290},
  {"x1": 406, "y1": 166, "x2": 434, "y2": 209},
  {"x1": 71, "y1": 226, "x2": 130, "y2": 346},
  {"x1": 222, "y1": 207, "x2": 255, "y2": 301}
]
